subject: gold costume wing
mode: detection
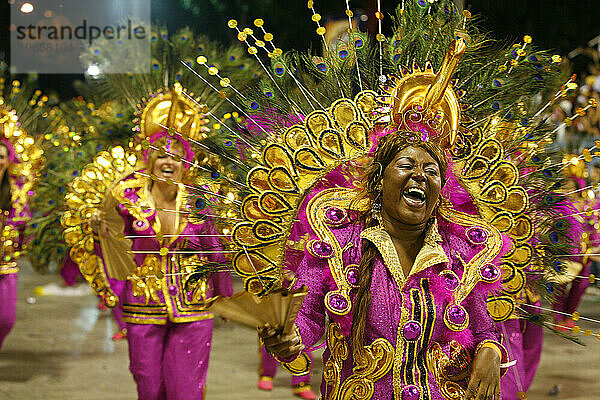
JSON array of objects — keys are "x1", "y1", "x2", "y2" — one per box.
[{"x1": 62, "y1": 146, "x2": 141, "y2": 306}]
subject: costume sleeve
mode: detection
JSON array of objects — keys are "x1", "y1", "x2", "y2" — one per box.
[
  {"x1": 200, "y1": 216, "x2": 233, "y2": 297},
  {"x1": 291, "y1": 253, "x2": 329, "y2": 349},
  {"x1": 463, "y1": 286, "x2": 509, "y2": 366}
]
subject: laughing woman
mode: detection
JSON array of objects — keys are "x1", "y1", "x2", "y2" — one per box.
[
  {"x1": 261, "y1": 132, "x2": 510, "y2": 400},
  {"x1": 88, "y1": 131, "x2": 233, "y2": 400}
]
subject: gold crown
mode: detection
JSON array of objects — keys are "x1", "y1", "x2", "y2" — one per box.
[
  {"x1": 136, "y1": 83, "x2": 208, "y2": 141},
  {"x1": 378, "y1": 39, "x2": 466, "y2": 148}
]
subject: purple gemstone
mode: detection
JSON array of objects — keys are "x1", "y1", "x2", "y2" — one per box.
[
  {"x1": 401, "y1": 384, "x2": 420, "y2": 400},
  {"x1": 328, "y1": 294, "x2": 348, "y2": 312},
  {"x1": 325, "y1": 207, "x2": 346, "y2": 224},
  {"x1": 136, "y1": 220, "x2": 145, "y2": 227},
  {"x1": 467, "y1": 226, "x2": 488, "y2": 244},
  {"x1": 446, "y1": 305, "x2": 467, "y2": 326},
  {"x1": 441, "y1": 271, "x2": 460, "y2": 291},
  {"x1": 402, "y1": 320, "x2": 422, "y2": 341},
  {"x1": 310, "y1": 240, "x2": 334, "y2": 258},
  {"x1": 480, "y1": 264, "x2": 500, "y2": 281},
  {"x1": 346, "y1": 267, "x2": 359, "y2": 286},
  {"x1": 168, "y1": 285, "x2": 178, "y2": 296}
]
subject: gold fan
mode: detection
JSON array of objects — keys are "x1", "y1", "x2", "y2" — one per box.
[{"x1": 206, "y1": 286, "x2": 311, "y2": 375}]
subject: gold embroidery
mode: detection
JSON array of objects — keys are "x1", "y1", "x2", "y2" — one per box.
[
  {"x1": 437, "y1": 204, "x2": 503, "y2": 305},
  {"x1": 306, "y1": 188, "x2": 367, "y2": 315},
  {"x1": 338, "y1": 337, "x2": 394, "y2": 400},
  {"x1": 392, "y1": 295, "x2": 410, "y2": 400},
  {"x1": 179, "y1": 255, "x2": 210, "y2": 303},
  {"x1": 323, "y1": 323, "x2": 349, "y2": 400},
  {"x1": 129, "y1": 255, "x2": 163, "y2": 304},
  {"x1": 360, "y1": 219, "x2": 448, "y2": 290},
  {"x1": 427, "y1": 341, "x2": 467, "y2": 400},
  {"x1": 111, "y1": 176, "x2": 154, "y2": 225}
]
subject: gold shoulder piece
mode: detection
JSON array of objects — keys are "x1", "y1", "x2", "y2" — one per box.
[
  {"x1": 437, "y1": 203, "x2": 503, "y2": 305},
  {"x1": 306, "y1": 188, "x2": 362, "y2": 316}
]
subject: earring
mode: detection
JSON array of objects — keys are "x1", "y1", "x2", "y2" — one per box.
[{"x1": 371, "y1": 191, "x2": 382, "y2": 222}]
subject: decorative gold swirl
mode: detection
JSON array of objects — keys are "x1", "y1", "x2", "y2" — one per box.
[
  {"x1": 128, "y1": 255, "x2": 163, "y2": 304},
  {"x1": 427, "y1": 341, "x2": 466, "y2": 400},
  {"x1": 338, "y1": 338, "x2": 395, "y2": 400},
  {"x1": 323, "y1": 323, "x2": 349, "y2": 400}
]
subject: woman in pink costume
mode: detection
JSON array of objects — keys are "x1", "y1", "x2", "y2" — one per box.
[
  {"x1": 91, "y1": 132, "x2": 233, "y2": 399},
  {"x1": 261, "y1": 131, "x2": 510, "y2": 400},
  {"x1": 0, "y1": 138, "x2": 31, "y2": 349}
]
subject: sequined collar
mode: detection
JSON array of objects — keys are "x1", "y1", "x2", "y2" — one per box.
[{"x1": 360, "y1": 219, "x2": 448, "y2": 290}]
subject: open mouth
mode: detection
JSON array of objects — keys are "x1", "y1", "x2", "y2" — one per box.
[
  {"x1": 402, "y1": 186, "x2": 427, "y2": 208},
  {"x1": 160, "y1": 167, "x2": 175, "y2": 177}
]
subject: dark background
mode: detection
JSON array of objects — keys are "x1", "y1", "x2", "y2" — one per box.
[{"x1": 1, "y1": 0, "x2": 598, "y2": 99}]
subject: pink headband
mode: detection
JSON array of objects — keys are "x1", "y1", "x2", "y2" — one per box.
[
  {"x1": 143, "y1": 130, "x2": 195, "y2": 169},
  {"x1": 0, "y1": 138, "x2": 18, "y2": 163}
]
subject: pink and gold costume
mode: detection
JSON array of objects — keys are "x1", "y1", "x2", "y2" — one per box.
[
  {"x1": 287, "y1": 195, "x2": 509, "y2": 399},
  {"x1": 0, "y1": 175, "x2": 31, "y2": 349},
  {"x1": 0, "y1": 105, "x2": 41, "y2": 350},
  {"x1": 113, "y1": 172, "x2": 232, "y2": 399}
]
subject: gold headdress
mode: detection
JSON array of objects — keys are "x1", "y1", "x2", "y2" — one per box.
[
  {"x1": 379, "y1": 39, "x2": 466, "y2": 148},
  {"x1": 134, "y1": 82, "x2": 208, "y2": 142},
  {"x1": 231, "y1": 41, "x2": 470, "y2": 295}
]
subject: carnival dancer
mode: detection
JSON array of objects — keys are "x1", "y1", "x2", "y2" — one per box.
[
  {"x1": 84, "y1": 133, "x2": 233, "y2": 399},
  {"x1": 62, "y1": 83, "x2": 235, "y2": 399},
  {"x1": 261, "y1": 131, "x2": 510, "y2": 399},
  {"x1": 0, "y1": 100, "x2": 43, "y2": 349},
  {"x1": 93, "y1": 132, "x2": 232, "y2": 399},
  {"x1": 211, "y1": 5, "x2": 583, "y2": 400}
]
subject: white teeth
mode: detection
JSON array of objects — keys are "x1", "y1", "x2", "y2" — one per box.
[{"x1": 404, "y1": 187, "x2": 426, "y2": 201}]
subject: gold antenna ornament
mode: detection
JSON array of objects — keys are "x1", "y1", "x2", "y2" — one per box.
[{"x1": 384, "y1": 39, "x2": 466, "y2": 148}]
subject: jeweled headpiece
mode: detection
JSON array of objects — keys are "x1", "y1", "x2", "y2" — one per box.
[
  {"x1": 377, "y1": 39, "x2": 466, "y2": 148},
  {"x1": 135, "y1": 82, "x2": 208, "y2": 142}
]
